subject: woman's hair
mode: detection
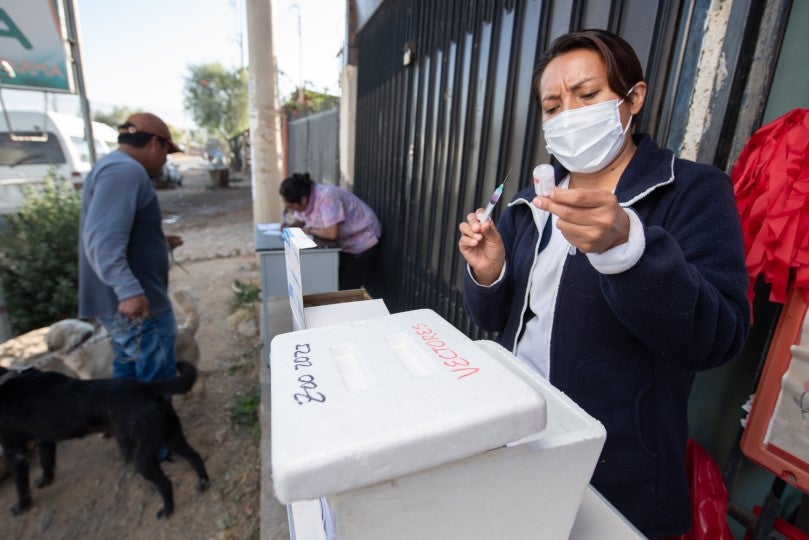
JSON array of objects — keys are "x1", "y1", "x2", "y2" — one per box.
[
  {"x1": 531, "y1": 29, "x2": 644, "y2": 106},
  {"x1": 279, "y1": 172, "x2": 314, "y2": 203}
]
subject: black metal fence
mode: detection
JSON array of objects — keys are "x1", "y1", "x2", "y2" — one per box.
[
  {"x1": 354, "y1": 0, "x2": 762, "y2": 338},
  {"x1": 352, "y1": 0, "x2": 761, "y2": 338}
]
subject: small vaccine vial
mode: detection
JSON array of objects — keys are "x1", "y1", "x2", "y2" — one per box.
[{"x1": 533, "y1": 164, "x2": 554, "y2": 197}]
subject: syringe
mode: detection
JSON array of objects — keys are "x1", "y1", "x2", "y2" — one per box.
[{"x1": 479, "y1": 168, "x2": 513, "y2": 223}]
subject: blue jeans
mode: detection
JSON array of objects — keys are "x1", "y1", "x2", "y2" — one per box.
[{"x1": 99, "y1": 309, "x2": 177, "y2": 382}]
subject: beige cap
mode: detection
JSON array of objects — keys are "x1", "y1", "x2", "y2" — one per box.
[{"x1": 119, "y1": 112, "x2": 181, "y2": 153}]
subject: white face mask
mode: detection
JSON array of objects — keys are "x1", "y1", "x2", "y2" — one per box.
[{"x1": 542, "y1": 93, "x2": 632, "y2": 174}]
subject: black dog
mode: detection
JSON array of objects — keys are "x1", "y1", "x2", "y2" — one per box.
[{"x1": 0, "y1": 361, "x2": 209, "y2": 518}]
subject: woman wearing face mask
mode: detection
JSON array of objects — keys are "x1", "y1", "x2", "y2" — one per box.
[{"x1": 458, "y1": 29, "x2": 749, "y2": 538}]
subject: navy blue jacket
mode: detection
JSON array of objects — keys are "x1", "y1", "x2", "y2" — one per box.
[{"x1": 463, "y1": 134, "x2": 750, "y2": 537}]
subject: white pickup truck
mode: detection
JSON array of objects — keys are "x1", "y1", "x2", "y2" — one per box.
[{"x1": 0, "y1": 110, "x2": 118, "y2": 214}]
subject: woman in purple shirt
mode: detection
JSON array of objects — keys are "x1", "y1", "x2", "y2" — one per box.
[{"x1": 280, "y1": 172, "x2": 382, "y2": 290}]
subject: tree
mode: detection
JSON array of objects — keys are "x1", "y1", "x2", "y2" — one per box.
[
  {"x1": 281, "y1": 85, "x2": 339, "y2": 118},
  {"x1": 186, "y1": 128, "x2": 208, "y2": 148},
  {"x1": 183, "y1": 63, "x2": 248, "y2": 163},
  {"x1": 93, "y1": 106, "x2": 140, "y2": 128}
]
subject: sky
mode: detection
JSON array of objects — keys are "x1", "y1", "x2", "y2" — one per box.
[{"x1": 2, "y1": 0, "x2": 346, "y2": 130}]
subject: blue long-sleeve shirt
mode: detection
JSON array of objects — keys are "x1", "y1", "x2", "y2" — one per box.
[
  {"x1": 464, "y1": 134, "x2": 750, "y2": 537},
  {"x1": 78, "y1": 150, "x2": 171, "y2": 319}
]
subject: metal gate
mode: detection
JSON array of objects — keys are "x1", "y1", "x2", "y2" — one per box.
[
  {"x1": 352, "y1": 0, "x2": 776, "y2": 338},
  {"x1": 355, "y1": 0, "x2": 678, "y2": 337},
  {"x1": 287, "y1": 107, "x2": 340, "y2": 185}
]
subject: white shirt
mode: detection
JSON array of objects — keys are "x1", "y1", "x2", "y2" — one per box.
[
  {"x1": 515, "y1": 209, "x2": 572, "y2": 377},
  {"x1": 468, "y1": 175, "x2": 646, "y2": 379}
]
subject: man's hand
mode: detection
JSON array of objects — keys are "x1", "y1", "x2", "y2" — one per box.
[{"x1": 119, "y1": 294, "x2": 149, "y2": 319}]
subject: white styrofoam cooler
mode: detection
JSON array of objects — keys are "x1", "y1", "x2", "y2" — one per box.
[{"x1": 270, "y1": 309, "x2": 606, "y2": 539}]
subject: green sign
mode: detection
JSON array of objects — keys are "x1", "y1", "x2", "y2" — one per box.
[{"x1": 0, "y1": 0, "x2": 72, "y2": 93}]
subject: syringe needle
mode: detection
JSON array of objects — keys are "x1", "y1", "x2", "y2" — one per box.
[{"x1": 479, "y1": 168, "x2": 512, "y2": 223}]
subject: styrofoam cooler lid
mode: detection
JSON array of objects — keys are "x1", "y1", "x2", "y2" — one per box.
[{"x1": 270, "y1": 309, "x2": 547, "y2": 503}]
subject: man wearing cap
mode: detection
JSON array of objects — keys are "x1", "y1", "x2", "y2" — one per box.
[{"x1": 78, "y1": 112, "x2": 183, "y2": 385}]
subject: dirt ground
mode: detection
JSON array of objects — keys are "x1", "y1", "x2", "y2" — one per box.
[{"x1": 0, "y1": 157, "x2": 289, "y2": 539}]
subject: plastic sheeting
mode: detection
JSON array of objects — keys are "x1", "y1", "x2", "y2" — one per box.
[{"x1": 732, "y1": 108, "x2": 809, "y2": 306}]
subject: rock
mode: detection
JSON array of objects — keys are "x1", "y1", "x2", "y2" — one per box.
[
  {"x1": 237, "y1": 317, "x2": 257, "y2": 338},
  {"x1": 0, "y1": 327, "x2": 49, "y2": 366},
  {"x1": 227, "y1": 307, "x2": 258, "y2": 337}
]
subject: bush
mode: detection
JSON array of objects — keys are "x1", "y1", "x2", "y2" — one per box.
[
  {"x1": 0, "y1": 173, "x2": 81, "y2": 334},
  {"x1": 230, "y1": 384, "x2": 260, "y2": 440},
  {"x1": 230, "y1": 279, "x2": 261, "y2": 312}
]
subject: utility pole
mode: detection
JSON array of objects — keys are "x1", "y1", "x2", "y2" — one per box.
[
  {"x1": 339, "y1": 0, "x2": 358, "y2": 190},
  {"x1": 246, "y1": 0, "x2": 284, "y2": 224},
  {"x1": 62, "y1": 0, "x2": 96, "y2": 164},
  {"x1": 229, "y1": 0, "x2": 245, "y2": 70}
]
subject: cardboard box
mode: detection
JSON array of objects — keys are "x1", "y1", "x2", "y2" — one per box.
[
  {"x1": 282, "y1": 228, "x2": 388, "y2": 330},
  {"x1": 302, "y1": 289, "x2": 372, "y2": 306},
  {"x1": 270, "y1": 309, "x2": 606, "y2": 539},
  {"x1": 303, "y1": 290, "x2": 388, "y2": 329}
]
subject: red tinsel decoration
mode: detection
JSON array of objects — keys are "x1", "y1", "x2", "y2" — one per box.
[{"x1": 731, "y1": 108, "x2": 809, "y2": 307}]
